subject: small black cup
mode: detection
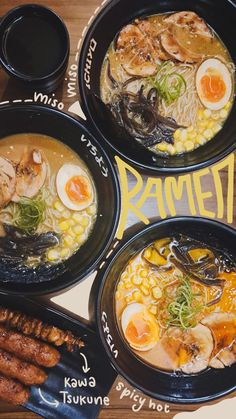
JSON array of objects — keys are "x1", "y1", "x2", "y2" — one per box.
[{"x1": 0, "y1": 4, "x2": 70, "y2": 92}]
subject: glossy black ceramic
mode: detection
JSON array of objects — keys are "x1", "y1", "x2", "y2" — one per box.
[
  {"x1": 78, "y1": 0, "x2": 236, "y2": 173},
  {"x1": 96, "y1": 217, "x2": 236, "y2": 403},
  {"x1": 0, "y1": 4, "x2": 70, "y2": 92},
  {"x1": 0, "y1": 104, "x2": 120, "y2": 295}
]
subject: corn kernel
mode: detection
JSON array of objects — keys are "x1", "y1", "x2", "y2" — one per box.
[
  {"x1": 203, "y1": 109, "x2": 212, "y2": 119},
  {"x1": 187, "y1": 125, "x2": 194, "y2": 133},
  {"x1": 142, "y1": 278, "x2": 149, "y2": 288},
  {"x1": 68, "y1": 219, "x2": 75, "y2": 227},
  {"x1": 63, "y1": 235, "x2": 74, "y2": 247},
  {"x1": 206, "y1": 120, "x2": 215, "y2": 129},
  {"x1": 121, "y1": 272, "x2": 128, "y2": 281},
  {"x1": 68, "y1": 228, "x2": 76, "y2": 238},
  {"x1": 125, "y1": 295, "x2": 133, "y2": 304},
  {"x1": 212, "y1": 123, "x2": 222, "y2": 134},
  {"x1": 173, "y1": 129, "x2": 181, "y2": 140},
  {"x1": 152, "y1": 286, "x2": 162, "y2": 300},
  {"x1": 140, "y1": 269, "x2": 148, "y2": 278},
  {"x1": 76, "y1": 234, "x2": 87, "y2": 245},
  {"x1": 54, "y1": 200, "x2": 64, "y2": 212},
  {"x1": 80, "y1": 216, "x2": 90, "y2": 227},
  {"x1": 175, "y1": 142, "x2": 184, "y2": 154},
  {"x1": 140, "y1": 285, "x2": 149, "y2": 296},
  {"x1": 184, "y1": 141, "x2": 194, "y2": 152},
  {"x1": 72, "y1": 213, "x2": 83, "y2": 223},
  {"x1": 47, "y1": 249, "x2": 59, "y2": 261},
  {"x1": 60, "y1": 248, "x2": 70, "y2": 258},
  {"x1": 187, "y1": 130, "x2": 197, "y2": 140},
  {"x1": 59, "y1": 220, "x2": 70, "y2": 231},
  {"x1": 196, "y1": 135, "x2": 206, "y2": 145},
  {"x1": 125, "y1": 281, "x2": 132, "y2": 289},
  {"x1": 198, "y1": 109, "x2": 204, "y2": 120},
  {"x1": 212, "y1": 112, "x2": 220, "y2": 120},
  {"x1": 115, "y1": 291, "x2": 121, "y2": 300},
  {"x1": 220, "y1": 109, "x2": 228, "y2": 119},
  {"x1": 203, "y1": 129, "x2": 213, "y2": 140},
  {"x1": 132, "y1": 275, "x2": 142, "y2": 285},
  {"x1": 133, "y1": 291, "x2": 142, "y2": 302},
  {"x1": 149, "y1": 277, "x2": 157, "y2": 287},
  {"x1": 86, "y1": 204, "x2": 96, "y2": 216},
  {"x1": 149, "y1": 305, "x2": 157, "y2": 315},
  {"x1": 224, "y1": 101, "x2": 231, "y2": 111},
  {"x1": 62, "y1": 210, "x2": 71, "y2": 219},
  {"x1": 180, "y1": 129, "x2": 187, "y2": 142},
  {"x1": 117, "y1": 282, "x2": 124, "y2": 291},
  {"x1": 157, "y1": 143, "x2": 167, "y2": 152},
  {"x1": 73, "y1": 225, "x2": 84, "y2": 235},
  {"x1": 166, "y1": 144, "x2": 175, "y2": 155}
]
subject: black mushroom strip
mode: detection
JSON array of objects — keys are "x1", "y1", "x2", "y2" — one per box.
[{"x1": 106, "y1": 84, "x2": 182, "y2": 147}]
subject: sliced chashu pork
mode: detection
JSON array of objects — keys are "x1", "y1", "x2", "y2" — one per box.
[
  {"x1": 160, "y1": 31, "x2": 197, "y2": 63},
  {"x1": 136, "y1": 19, "x2": 170, "y2": 61},
  {"x1": 0, "y1": 157, "x2": 16, "y2": 208},
  {"x1": 165, "y1": 11, "x2": 213, "y2": 39},
  {"x1": 153, "y1": 324, "x2": 214, "y2": 373},
  {"x1": 116, "y1": 24, "x2": 157, "y2": 76},
  {"x1": 13, "y1": 149, "x2": 47, "y2": 201},
  {"x1": 202, "y1": 312, "x2": 236, "y2": 368}
]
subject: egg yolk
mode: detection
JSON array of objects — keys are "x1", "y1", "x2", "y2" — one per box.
[
  {"x1": 65, "y1": 175, "x2": 90, "y2": 204},
  {"x1": 201, "y1": 73, "x2": 226, "y2": 103},
  {"x1": 125, "y1": 312, "x2": 158, "y2": 348}
]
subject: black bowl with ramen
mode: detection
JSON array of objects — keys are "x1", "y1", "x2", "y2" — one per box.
[
  {"x1": 96, "y1": 217, "x2": 236, "y2": 403},
  {"x1": 0, "y1": 104, "x2": 120, "y2": 295},
  {"x1": 78, "y1": 0, "x2": 236, "y2": 173}
]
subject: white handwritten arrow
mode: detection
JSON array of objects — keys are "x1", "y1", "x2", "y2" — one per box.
[
  {"x1": 38, "y1": 388, "x2": 59, "y2": 407},
  {"x1": 80, "y1": 352, "x2": 90, "y2": 373}
]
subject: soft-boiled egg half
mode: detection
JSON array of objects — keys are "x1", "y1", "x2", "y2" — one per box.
[
  {"x1": 56, "y1": 164, "x2": 94, "y2": 211},
  {"x1": 121, "y1": 303, "x2": 159, "y2": 351},
  {"x1": 196, "y1": 58, "x2": 232, "y2": 110}
]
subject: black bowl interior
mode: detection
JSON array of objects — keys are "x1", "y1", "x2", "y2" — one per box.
[
  {"x1": 79, "y1": 0, "x2": 236, "y2": 173},
  {"x1": 97, "y1": 217, "x2": 236, "y2": 403},
  {"x1": 0, "y1": 105, "x2": 120, "y2": 295},
  {"x1": 0, "y1": 4, "x2": 69, "y2": 80}
]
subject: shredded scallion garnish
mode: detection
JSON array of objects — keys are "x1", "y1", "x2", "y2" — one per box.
[{"x1": 166, "y1": 276, "x2": 203, "y2": 329}]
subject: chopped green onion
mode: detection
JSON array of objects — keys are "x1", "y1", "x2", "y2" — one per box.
[{"x1": 13, "y1": 192, "x2": 46, "y2": 234}]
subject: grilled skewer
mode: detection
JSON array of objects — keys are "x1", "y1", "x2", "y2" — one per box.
[
  {"x1": 0, "y1": 306, "x2": 84, "y2": 352},
  {"x1": 0, "y1": 326, "x2": 60, "y2": 367}
]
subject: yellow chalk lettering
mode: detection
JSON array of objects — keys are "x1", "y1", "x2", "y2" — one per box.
[
  {"x1": 136, "y1": 178, "x2": 166, "y2": 219},
  {"x1": 115, "y1": 157, "x2": 149, "y2": 239},
  {"x1": 164, "y1": 175, "x2": 196, "y2": 216},
  {"x1": 193, "y1": 168, "x2": 215, "y2": 218},
  {"x1": 211, "y1": 153, "x2": 234, "y2": 223}
]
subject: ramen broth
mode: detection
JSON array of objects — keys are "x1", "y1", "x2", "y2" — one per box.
[
  {"x1": 0, "y1": 134, "x2": 97, "y2": 271},
  {"x1": 100, "y1": 12, "x2": 235, "y2": 156},
  {"x1": 115, "y1": 236, "x2": 236, "y2": 373}
]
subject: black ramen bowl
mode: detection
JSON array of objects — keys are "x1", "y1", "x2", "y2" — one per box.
[
  {"x1": 0, "y1": 104, "x2": 120, "y2": 295},
  {"x1": 96, "y1": 217, "x2": 236, "y2": 403},
  {"x1": 79, "y1": 0, "x2": 236, "y2": 173}
]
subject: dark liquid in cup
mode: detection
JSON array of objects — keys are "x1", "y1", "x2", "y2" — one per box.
[{"x1": 3, "y1": 15, "x2": 66, "y2": 78}]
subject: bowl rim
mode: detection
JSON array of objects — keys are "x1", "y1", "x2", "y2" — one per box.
[
  {"x1": 78, "y1": 0, "x2": 236, "y2": 174},
  {"x1": 96, "y1": 216, "x2": 236, "y2": 403},
  {"x1": 0, "y1": 103, "x2": 121, "y2": 296}
]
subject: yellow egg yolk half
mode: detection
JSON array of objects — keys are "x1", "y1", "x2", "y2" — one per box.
[
  {"x1": 65, "y1": 175, "x2": 90, "y2": 205},
  {"x1": 125, "y1": 311, "x2": 159, "y2": 348},
  {"x1": 200, "y1": 73, "x2": 226, "y2": 103}
]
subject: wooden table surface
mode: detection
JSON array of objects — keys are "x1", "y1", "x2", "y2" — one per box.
[{"x1": 0, "y1": 0, "x2": 235, "y2": 418}]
